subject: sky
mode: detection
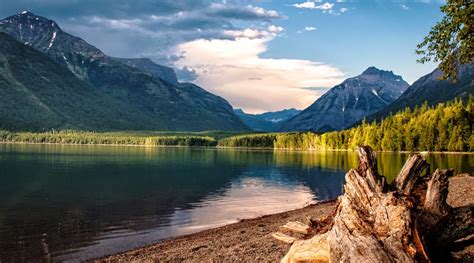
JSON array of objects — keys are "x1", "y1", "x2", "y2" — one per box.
[{"x1": 0, "y1": 0, "x2": 445, "y2": 113}]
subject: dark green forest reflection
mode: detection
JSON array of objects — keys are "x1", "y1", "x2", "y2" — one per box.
[{"x1": 0, "y1": 144, "x2": 471, "y2": 261}]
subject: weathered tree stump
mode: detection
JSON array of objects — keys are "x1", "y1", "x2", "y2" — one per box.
[{"x1": 277, "y1": 146, "x2": 473, "y2": 263}]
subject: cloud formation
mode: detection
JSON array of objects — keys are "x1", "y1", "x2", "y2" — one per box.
[
  {"x1": 0, "y1": 0, "x2": 345, "y2": 112},
  {"x1": 174, "y1": 30, "x2": 344, "y2": 113},
  {"x1": 1, "y1": 1, "x2": 283, "y2": 64},
  {"x1": 293, "y1": 2, "x2": 334, "y2": 10},
  {"x1": 42, "y1": 2, "x2": 285, "y2": 76}
]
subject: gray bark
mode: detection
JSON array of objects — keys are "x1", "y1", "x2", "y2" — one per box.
[{"x1": 278, "y1": 146, "x2": 473, "y2": 263}]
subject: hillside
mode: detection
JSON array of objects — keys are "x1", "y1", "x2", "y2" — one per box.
[
  {"x1": 0, "y1": 11, "x2": 248, "y2": 131},
  {"x1": 115, "y1": 58, "x2": 179, "y2": 85},
  {"x1": 220, "y1": 98, "x2": 473, "y2": 152},
  {"x1": 368, "y1": 63, "x2": 474, "y2": 121},
  {"x1": 0, "y1": 32, "x2": 155, "y2": 131},
  {"x1": 280, "y1": 67, "x2": 409, "y2": 132}
]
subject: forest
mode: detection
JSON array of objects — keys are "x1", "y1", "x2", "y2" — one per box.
[
  {"x1": 0, "y1": 130, "x2": 218, "y2": 147},
  {"x1": 0, "y1": 98, "x2": 472, "y2": 151},
  {"x1": 219, "y1": 98, "x2": 474, "y2": 152}
]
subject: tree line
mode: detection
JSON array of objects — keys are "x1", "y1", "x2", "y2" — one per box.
[
  {"x1": 219, "y1": 98, "x2": 473, "y2": 152},
  {"x1": 0, "y1": 130, "x2": 217, "y2": 147},
  {"x1": 0, "y1": 98, "x2": 472, "y2": 151}
]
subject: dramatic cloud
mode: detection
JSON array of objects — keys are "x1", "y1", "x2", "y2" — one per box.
[
  {"x1": 1, "y1": 1, "x2": 282, "y2": 65},
  {"x1": 174, "y1": 30, "x2": 344, "y2": 113},
  {"x1": 0, "y1": 0, "x2": 345, "y2": 112},
  {"x1": 1, "y1": 0, "x2": 211, "y2": 19},
  {"x1": 205, "y1": 3, "x2": 281, "y2": 20},
  {"x1": 26, "y1": 2, "x2": 284, "y2": 74}
]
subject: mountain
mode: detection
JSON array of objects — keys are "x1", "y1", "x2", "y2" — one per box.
[
  {"x1": 0, "y1": 32, "x2": 154, "y2": 131},
  {"x1": 0, "y1": 11, "x2": 248, "y2": 131},
  {"x1": 234, "y1": 108, "x2": 301, "y2": 131},
  {"x1": 115, "y1": 58, "x2": 179, "y2": 85},
  {"x1": 367, "y1": 63, "x2": 474, "y2": 121},
  {"x1": 280, "y1": 67, "x2": 409, "y2": 132}
]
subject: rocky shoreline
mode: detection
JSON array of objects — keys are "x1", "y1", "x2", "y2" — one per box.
[{"x1": 96, "y1": 175, "x2": 473, "y2": 262}]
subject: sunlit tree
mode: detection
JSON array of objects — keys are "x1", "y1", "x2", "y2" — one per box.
[{"x1": 416, "y1": 0, "x2": 473, "y2": 81}]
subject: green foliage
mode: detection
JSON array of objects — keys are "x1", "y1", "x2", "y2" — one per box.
[
  {"x1": 218, "y1": 133, "x2": 278, "y2": 148},
  {"x1": 219, "y1": 98, "x2": 474, "y2": 152},
  {"x1": 0, "y1": 99, "x2": 472, "y2": 152},
  {"x1": 0, "y1": 33, "x2": 248, "y2": 132},
  {"x1": 0, "y1": 130, "x2": 217, "y2": 147},
  {"x1": 416, "y1": 0, "x2": 473, "y2": 81}
]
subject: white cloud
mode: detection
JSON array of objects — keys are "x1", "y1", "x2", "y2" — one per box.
[
  {"x1": 223, "y1": 28, "x2": 272, "y2": 39},
  {"x1": 268, "y1": 25, "x2": 284, "y2": 34},
  {"x1": 298, "y1": 26, "x2": 317, "y2": 33},
  {"x1": 173, "y1": 31, "x2": 344, "y2": 113},
  {"x1": 293, "y1": 1, "x2": 317, "y2": 9},
  {"x1": 401, "y1": 4, "x2": 409, "y2": 10},
  {"x1": 64, "y1": 3, "x2": 285, "y2": 72},
  {"x1": 246, "y1": 5, "x2": 280, "y2": 18},
  {"x1": 340, "y1": 7, "x2": 349, "y2": 13},
  {"x1": 293, "y1": 2, "x2": 334, "y2": 10}
]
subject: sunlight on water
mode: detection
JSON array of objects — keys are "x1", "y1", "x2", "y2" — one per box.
[{"x1": 0, "y1": 144, "x2": 471, "y2": 261}]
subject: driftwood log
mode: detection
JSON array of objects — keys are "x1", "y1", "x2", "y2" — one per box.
[{"x1": 274, "y1": 146, "x2": 473, "y2": 262}]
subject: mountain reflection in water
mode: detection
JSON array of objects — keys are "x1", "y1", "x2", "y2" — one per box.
[{"x1": 0, "y1": 144, "x2": 471, "y2": 261}]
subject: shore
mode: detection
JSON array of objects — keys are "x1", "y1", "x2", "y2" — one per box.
[
  {"x1": 1, "y1": 141, "x2": 473, "y2": 155},
  {"x1": 96, "y1": 175, "x2": 473, "y2": 263},
  {"x1": 95, "y1": 201, "x2": 336, "y2": 262}
]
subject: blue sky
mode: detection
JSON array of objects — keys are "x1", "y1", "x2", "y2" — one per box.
[
  {"x1": 258, "y1": 0, "x2": 443, "y2": 83},
  {"x1": 0, "y1": 0, "x2": 445, "y2": 113}
]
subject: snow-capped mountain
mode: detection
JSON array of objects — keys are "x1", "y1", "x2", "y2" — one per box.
[{"x1": 280, "y1": 67, "x2": 409, "y2": 132}]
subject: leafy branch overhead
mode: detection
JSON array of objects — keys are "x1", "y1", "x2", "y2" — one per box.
[{"x1": 416, "y1": 0, "x2": 473, "y2": 81}]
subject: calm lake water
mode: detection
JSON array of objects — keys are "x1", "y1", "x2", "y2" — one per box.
[{"x1": 0, "y1": 143, "x2": 472, "y2": 262}]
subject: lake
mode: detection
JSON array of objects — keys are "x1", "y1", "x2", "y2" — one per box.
[{"x1": 0, "y1": 143, "x2": 472, "y2": 262}]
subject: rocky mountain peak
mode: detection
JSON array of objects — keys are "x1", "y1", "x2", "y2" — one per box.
[
  {"x1": 0, "y1": 11, "x2": 69, "y2": 54},
  {"x1": 362, "y1": 66, "x2": 384, "y2": 75},
  {"x1": 360, "y1": 66, "x2": 400, "y2": 79},
  {"x1": 0, "y1": 11, "x2": 104, "y2": 59},
  {"x1": 4, "y1": 11, "x2": 62, "y2": 31},
  {"x1": 280, "y1": 67, "x2": 409, "y2": 132},
  {"x1": 18, "y1": 10, "x2": 34, "y2": 16},
  {"x1": 344, "y1": 67, "x2": 406, "y2": 89}
]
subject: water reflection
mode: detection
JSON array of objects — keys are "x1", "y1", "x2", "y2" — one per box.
[{"x1": 0, "y1": 144, "x2": 471, "y2": 261}]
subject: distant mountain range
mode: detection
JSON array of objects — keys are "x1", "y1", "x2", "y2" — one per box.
[
  {"x1": 0, "y1": 11, "x2": 248, "y2": 131},
  {"x1": 0, "y1": 11, "x2": 471, "y2": 133},
  {"x1": 280, "y1": 67, "x2": 409, "y2": 132},
  {"x1": 234, "y1": 108, "x2": 301, "y2": 131}
]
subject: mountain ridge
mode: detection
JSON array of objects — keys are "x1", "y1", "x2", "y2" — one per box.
[
  {"x1": 0, "y1": 11, "x2": 249, "y2": 131},
  {"x1": 280, "y1": 67, "x2": 409, "y2": 132},
  {"x1": 367, "y1": 63, "x2": 474, "y2": 122},
  {"x1": 114, "y1": 57, "x2": 179, "y2": 85},
  {"x1": 0, "y1": 32, "x2": 155, "y2": 131}
]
